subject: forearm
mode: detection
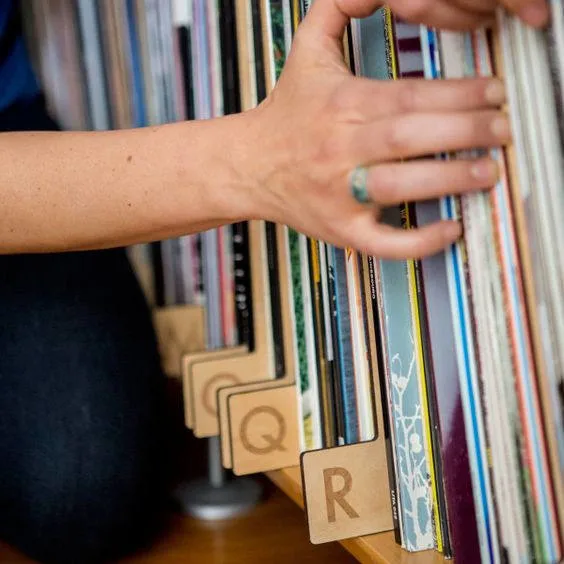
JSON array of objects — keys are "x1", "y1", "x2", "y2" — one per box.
[{"x1": 0, "y1": 112, "x2": 260, "y2": 253}]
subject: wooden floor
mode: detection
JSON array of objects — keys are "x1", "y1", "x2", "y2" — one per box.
[{"x1": 0, "y1": 484, "x2": 355, "y2": 564}]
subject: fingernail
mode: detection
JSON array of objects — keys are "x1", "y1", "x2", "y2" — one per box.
[
  {"x1": 520, "y1": 2, "x2": 549, "y2": 27},
  {"x1": 491, "y1": 115, "x2": 511, "y2": 139},
  {"x1": 485, "y1": 80, "x2": 506, "y2": 105},
  {"x1": 471, "y1": 159, "x2": 499, "y2": 182}
]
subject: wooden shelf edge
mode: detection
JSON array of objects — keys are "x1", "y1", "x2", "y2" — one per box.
[{"x1": 264, "y1": 467, "x2": 448, "y2": 564}]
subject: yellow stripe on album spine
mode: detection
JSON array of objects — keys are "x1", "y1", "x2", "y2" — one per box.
[
  {"x1": 292, "y1": 0, "x2": 300, "y2": 30},
  {"x1": 310, "y1": 238, "x2": 334, "y2": 446}
]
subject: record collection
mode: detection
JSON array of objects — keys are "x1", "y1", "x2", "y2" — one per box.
[{"x1": 21, "y1": 0, "x2": 564, "y2": 562}]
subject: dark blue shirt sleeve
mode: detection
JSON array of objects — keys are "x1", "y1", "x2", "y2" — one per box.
[{"x1": 0, "y1": 0, "x2": 40, "y2": 113}]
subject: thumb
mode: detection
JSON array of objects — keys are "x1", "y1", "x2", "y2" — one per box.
[{"x1": 302, "y1": 0, "x2": 383, "y2": 41}]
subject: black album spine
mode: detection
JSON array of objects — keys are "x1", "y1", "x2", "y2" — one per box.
[
  {"x1": 219, "y1": 0, "x2": 254, "y2": 351},
  {"x1": 326, "y1": 248, "x2": 346, "y2": 445}
]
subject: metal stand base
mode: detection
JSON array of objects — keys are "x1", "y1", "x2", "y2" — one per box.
[
  {"x1": 173, "y1": 475, "x2": 263, "y2": 521},
  {"x1": 173, "y1": 436, "x2": 263, "y2": 521}
]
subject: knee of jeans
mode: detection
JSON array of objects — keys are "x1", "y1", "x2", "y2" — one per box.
[
  {"x1": 0, "y1": 428, "x2": 165, "y2": 564},
  {"x1": 3, "y1": 468, "x2": 164, "y2": 564}
]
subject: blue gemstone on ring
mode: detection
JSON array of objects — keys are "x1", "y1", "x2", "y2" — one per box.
[{"x1": 350, "y1": 166, "x2": 370, "y2": 204}]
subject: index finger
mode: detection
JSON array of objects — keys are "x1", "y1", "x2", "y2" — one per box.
[
  {"x1": 498, "y1": 0, "x2": 549, "y2": 27},
  {"x1": 455, "y1": 0, "x2": 550, "y2": 26}
]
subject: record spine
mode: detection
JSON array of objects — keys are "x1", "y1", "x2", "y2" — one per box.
[{"x1": 367, "y1": 255, "x2": 401, "y2": 543}]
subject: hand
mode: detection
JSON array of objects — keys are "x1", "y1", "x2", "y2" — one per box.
[
  {"x1": 243, "y1": 0, "x2": 512, "y2": 260},
  {"x1": 382, "y1": 0, "x2": 549, "y2": 29}
]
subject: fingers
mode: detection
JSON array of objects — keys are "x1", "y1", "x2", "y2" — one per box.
[
  {"x1": 363, "y1": 157, "x2": 498, "y2": 206},
  {"x1": 304, "y1": 0, "x2": 549, "y2": 44},
  {"x1": 388, "y1": 0, "x2": 548, "y2": 29},
  {"x1": 451, "y1": 0, "x2": 549, "y2": 27},
  {"x1": 349, "y1": 109, "x2": 511, "y2": 164},
  {"x1": 339, "y1": 76, "x2": 505, "y2": 121},
  {"x1": 498, "y1": 0, "x2": 549, "y2": 26},
  {"x1": 386, "y1": 0, "x2": 493, "y2": 30},
  {"x1": 348, "y1": 212, "x2": 462, "y2": 260},
  {"x1": 450, "y1": 0, "x2": 497, "y2": 14}
]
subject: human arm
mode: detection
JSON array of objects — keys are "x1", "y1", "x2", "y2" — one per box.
[
  {"x1": 0, "y1": 82, "x2": 506, "y2": 260},
  {"x1": 0, "y1": 116, "x2": 264, "y2": 253},
  {"x1": 0, "y1": 0, "x2": 546, "y2": 258},
  {"x1": 0, "y1": 115, "x2": 261, "y2": 253}
]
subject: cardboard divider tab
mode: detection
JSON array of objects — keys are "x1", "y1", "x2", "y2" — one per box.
[
  {"x1": 181, "y1": 346, "x2": 247, "y2": 429},
  {"x1": 191, "y1": 355, "x2": 272, "y2": 438},
  {"x1": 152, "y1": 304, "x2": 206, "y2": 379},
  {"x1": 301, "y1": 440, "x2": 393, "y2": 545},
  {"x1": 218, "y1": 379, "x2": 297, "y2": 469},
  {"x1": 187, "y1": 211, "x2": 276, "y2": 433},
  {"x1": 300, "y1": 252, "x2": 394, "y2": 545},
  {"x1": 191, "y1": 222, "x2": 297, "y2": 439},
  {"x1": 187, "y1": 4, "x2": 299, "y2": 445},
  {"x1": 227, "y1": 385, "x2": 300, "y2": 476}
]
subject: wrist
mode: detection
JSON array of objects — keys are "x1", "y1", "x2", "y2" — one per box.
[
  {"x1": 178, "y1": 110, "x2": 267, "y2": 225},
  {"x1": 208, "y1": 107, "x2": 280, "y2": 224},
  {"x1": 226, "y1": 97, "x2": 295, "y2": 226}
]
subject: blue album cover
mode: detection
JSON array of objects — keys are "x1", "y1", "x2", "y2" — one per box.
[{"x1": 355, "y1": 10, "x2": 434, "y2": 551}]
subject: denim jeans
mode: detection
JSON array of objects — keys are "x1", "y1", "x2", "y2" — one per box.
[{"x1": 0, "y1": 96, "x2": 168, "y2": 564}]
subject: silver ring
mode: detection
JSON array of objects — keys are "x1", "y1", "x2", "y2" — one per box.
[{"x1": 349, "y1": 166, "x2": 370, "y2": 204}]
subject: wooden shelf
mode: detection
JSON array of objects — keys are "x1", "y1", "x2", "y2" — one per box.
[{"x1": 265, "y1": 467, "x2": 448, "y2": 564}]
